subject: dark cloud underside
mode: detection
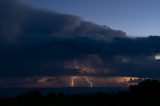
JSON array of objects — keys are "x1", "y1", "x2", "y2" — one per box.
[{"x1": 0, "y1": 0, "x2": 160, "y2": 87}]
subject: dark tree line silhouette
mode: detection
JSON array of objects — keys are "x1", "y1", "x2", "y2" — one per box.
[{"x1": 0, "y1": 79, "x2": 160, "y2": 106}]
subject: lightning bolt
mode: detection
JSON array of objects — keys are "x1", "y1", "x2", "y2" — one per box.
[
  {"x1": 71, "y1": 77, "x2": 75, "y2": 87},
  {"x1": 84, "y1": 77, "x2": 93, "y2": 87},
  {"x1": 71, "y1": 77, "x2": 77, "y2": 87},
  {"x1": 70, "y1": 76, "x2": 93, "y2": 87}
]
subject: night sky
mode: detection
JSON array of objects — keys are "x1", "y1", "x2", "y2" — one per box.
[{"x1": 0, "y1": 0, "x2": 160, "y2": 88}]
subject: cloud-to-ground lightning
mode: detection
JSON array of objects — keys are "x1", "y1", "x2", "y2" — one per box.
[
  {"x1": 70, "y1": 76, "x2": 93, "y2": 87},
  {"x1": 71, "y1": 77, "x2": 75, "y2": 87},
  {"x1": 84, "y1": 77, "x2": 93, "y2": 87}
]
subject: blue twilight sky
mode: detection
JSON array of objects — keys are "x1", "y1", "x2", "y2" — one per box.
[{"x1": 23, "y1": 0, "x2": 160, "y2": 37}]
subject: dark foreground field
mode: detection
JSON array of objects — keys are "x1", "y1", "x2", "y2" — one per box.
[{"x1": 1, "y1": 79, "x2": 160, "y2": 106}]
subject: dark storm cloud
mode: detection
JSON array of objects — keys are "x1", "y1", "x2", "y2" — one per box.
[
  {"x1": 0, "y1": 0, "x2": 126, "y2": 45},
  {"x1": 0, "y1": 0, "x2": 160, "y2": 80},
  {"x1": 1, "y1": 36, "x2": 160, "y2": 78}
]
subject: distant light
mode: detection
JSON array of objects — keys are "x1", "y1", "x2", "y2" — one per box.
[{"x1": 155, "y1": 55, "x2": 160, "y2": 60}]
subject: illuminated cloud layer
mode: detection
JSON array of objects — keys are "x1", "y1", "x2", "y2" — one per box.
[
  {"x1": 0, "y1": 0, "x2": 160, "y2": 87},
  {"x1": 0, "y1": 76, "x2": 145, "y2": 88}
]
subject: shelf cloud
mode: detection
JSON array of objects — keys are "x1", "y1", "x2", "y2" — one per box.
[{"x1": 0, "y1": 0, "x2": 160, "y2": 87}]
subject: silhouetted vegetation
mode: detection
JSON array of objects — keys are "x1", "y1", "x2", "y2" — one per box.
[{"x1": 0, "y1": 79, "x2": 160, "y2": 106}]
